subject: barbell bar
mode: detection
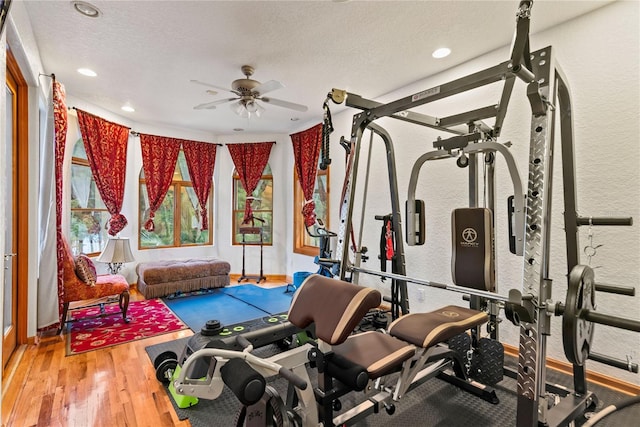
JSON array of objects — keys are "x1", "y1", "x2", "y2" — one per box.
[{"x1": 349, "y1": 264, "x2": 640, "y2": 368}]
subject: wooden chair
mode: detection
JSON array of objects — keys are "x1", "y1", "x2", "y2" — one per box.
[{"x1": 57, "y1": 237, "x2": 130, "y2": 334}]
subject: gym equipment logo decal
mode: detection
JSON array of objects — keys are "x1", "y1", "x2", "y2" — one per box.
[{"x1": 461, "y1": 227, "x2": 480, "y2": 248}]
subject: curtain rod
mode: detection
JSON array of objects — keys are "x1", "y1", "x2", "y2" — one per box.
[
  {"x1": 130, "y1": 131, "x2": 223, "y2": 146},
  {"x1": 65, "y1": 107, "x2": 222, "y2": 145}
]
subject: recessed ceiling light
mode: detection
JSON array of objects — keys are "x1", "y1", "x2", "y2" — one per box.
[
  {"x1": 233, "y1": 128, "x2": 244, "y2": 132},
  {"x1": 432, "y1": 47, "x2": 451, "y2": 59},
  {"x1": 77, "y1": 68, "x2": 97, "y2": 77},
  {"x1": 121, "y1": 105, "x2": 135, "y2": 113},
  {"x1": 71, "y1": 1, "x2": 102, "y2": 18}
]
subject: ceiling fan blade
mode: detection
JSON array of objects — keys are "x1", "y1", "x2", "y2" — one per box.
[
  {"x1": 260, "y1": 97, "x2": 308, "y2": 112},
  {"x1": 193, "y1": 98, "x2": 238, "y2": 110},
  {"x1": 190, "y1": 79, "x2": 239, "y2": 95},
  {"x1": 252, "y1": 80, "x2": 284, "y2": 96}
]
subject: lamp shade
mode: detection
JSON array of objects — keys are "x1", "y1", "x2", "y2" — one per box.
[{"x1": 97, "y1": 237, "x2": 135, "y2": 264}]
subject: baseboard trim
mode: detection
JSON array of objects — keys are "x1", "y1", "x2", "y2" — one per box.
[
  {"x1": 229, "y1": 274, "x2": 289, "y2": 283},
  {"x1": 503, "y1": 344, "x2": 640, "y2": 396}
]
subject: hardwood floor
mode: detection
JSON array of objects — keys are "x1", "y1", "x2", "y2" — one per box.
[{"x1": 2, "y1": 280, "x2": 288, "y2": 426}]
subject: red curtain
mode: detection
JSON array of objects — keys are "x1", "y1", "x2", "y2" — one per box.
[
  {"x1": 291, "y1": 124, "x2": 323, "y2": 227},
  {"x1": 54, "y1": 80, "x2": 68, "y2": 327},
  {"x1": 76, "y1": 110, "x2": 131, "y2": 235},
  {"x1": 139, "y1": 134, "x2": 181, "y2": 231},
  {"x1": 227, "y1": 141, "x2": 274, "y2": 223},
  {"x1": 182, "y1": 140, "x2": 218, "y2": 230}
]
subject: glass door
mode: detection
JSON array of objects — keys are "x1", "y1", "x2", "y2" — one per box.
[{"x1": 2, "y1": 69, "x2": 18, "y2": 370}]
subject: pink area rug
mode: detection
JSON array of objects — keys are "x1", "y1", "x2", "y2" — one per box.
[{"x1": 66, "y1": 299, "x2": 187, "y2": 355}]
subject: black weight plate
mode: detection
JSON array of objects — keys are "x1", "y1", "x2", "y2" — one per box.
[
  {"x1": 563, "y1": 265, "x2": 595, "y2": 366},
  {"x1": 156, "y1": 359, "x2": 178, "y2": 384},
  {"x1": 154, "y1": 350, "x2": 178, "y2": 369}
]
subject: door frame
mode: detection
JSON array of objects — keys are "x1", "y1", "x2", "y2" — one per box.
[{"x1": 6, "y1": 47, "x2": 28, "y2": 349}]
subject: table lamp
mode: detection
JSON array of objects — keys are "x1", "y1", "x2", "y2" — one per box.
[{"x1": 97, "y1": 237, "x2": 135, "y2": 274}]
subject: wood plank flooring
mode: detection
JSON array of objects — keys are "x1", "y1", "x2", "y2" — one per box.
[
  {"x1": 3, "y1": 280, "x2": 288, "y2": 426},
  {"x1": 3, "y1": 288, "x2": 195, "y2": 425}
]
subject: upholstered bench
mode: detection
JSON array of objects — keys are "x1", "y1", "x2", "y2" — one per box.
[{"x1": 136, "y1": 258, "x2": 231, "y2": 299}]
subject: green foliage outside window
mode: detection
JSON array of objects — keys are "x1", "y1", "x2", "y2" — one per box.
[
  {"x1": 139, "y1": 151, "x2": 212, "y2": 249},
  {"x1": 233, "y1": 164, "x2": 273, "y2": 245}
]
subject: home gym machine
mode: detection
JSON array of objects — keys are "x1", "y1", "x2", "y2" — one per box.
[
  {"x1": 163, "y1": 2, "x2": 639, "y2": 426},
  {"x1": 322, "y1": 1, "x2": 638, "y2": 426}
]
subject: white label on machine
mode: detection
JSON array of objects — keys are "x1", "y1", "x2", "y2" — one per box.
[{"x1": 412, "y1": 86, "x2": 441, "y2": 102}]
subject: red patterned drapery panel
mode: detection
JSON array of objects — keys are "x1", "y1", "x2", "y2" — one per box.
[
  {"x1": 227, "y1": 141, "x2": 275, "y2": 224},
  {"x1": 54, "y1": 79, "x2": 68, "y2": 327},
  {"x1": 291, "y1": 124, "x2": 323, "y2": 227},
  {"x1": 76, "y1": 110, "x2": 131, "y2": 235},
  {"x1": 139, "y1": 134, "x2": 181, "y2": 231},
  {"x1": 183, "y1": 140, "x2": 218, "y2": 230}
]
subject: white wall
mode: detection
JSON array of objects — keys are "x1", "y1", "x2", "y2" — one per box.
[{"x1": 325, "y1": 1, "x2": 639, "y2": 384}]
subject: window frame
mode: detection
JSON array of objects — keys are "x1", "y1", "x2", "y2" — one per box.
[
  {"x1": 138, "y1": 151, "x2": 213, "y2": 250},
  {"x1": 232, "y1": 165, "x2": 273, "y2": 246},
  {"x1": 293, "y1": 166, "x2": 330, "y2": 256}
]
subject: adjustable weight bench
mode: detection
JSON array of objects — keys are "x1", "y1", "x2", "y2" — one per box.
[
  {"x1": 289, "y1": 274, "x2": 492, "y2": 425},
  {"x1": 171, "y1": 270, "x2": 497, "y2": 426}
]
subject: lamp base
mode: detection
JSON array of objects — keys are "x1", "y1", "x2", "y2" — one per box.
[{"x1": 107, "y1": 263, "x2": 123, "y2": 275}]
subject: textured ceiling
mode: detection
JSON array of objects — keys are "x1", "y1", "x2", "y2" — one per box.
[{"x1": 23, "y1": 0, "x2": 611, "y2": 135}]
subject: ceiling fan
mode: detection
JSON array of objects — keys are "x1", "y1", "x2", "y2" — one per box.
[{"x1": 191, "y1": 65, "x2": 308, "y2": 118}]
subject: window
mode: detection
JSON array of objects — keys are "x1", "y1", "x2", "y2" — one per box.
[
  {"x1": 293, "y1": 165, "x2": 329, "y2": 256},
  {"x1": 139, "y1": 150, "x2": 213, "y2": 248},
  {"x1": 69, "y1": 139, "x2": 109, "y2": 256},
  {"x1": 232, "y1": 164, "x2": 273, "y2": 245}
]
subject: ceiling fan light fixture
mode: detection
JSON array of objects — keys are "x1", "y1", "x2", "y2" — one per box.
[
  {"x1": 245, "y1": 100, "x2": 258, "y2": 113},
  {"x1": 231, "y1": 100, "x2": 245, "y2": 115}
]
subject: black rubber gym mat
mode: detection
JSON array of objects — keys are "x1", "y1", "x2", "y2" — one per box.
[{"x1": 145, "y1": 338, "x2": 639, "y2": 426}]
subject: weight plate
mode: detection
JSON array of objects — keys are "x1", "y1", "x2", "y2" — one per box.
[
  {"x1": 153, "y1": 350, "x2": 178, "y2": 369},
  {"x1": 562, "y1": 265, "x2": 595, "y2": 366},
  {"x1": 233, "y1": 326, "x2": 245, "y2": 332},
  {"x1": 156, "y1": 358, "x2": 178, "y2": 383}
]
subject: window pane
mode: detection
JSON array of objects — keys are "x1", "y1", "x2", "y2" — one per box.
[
  {"x1": 253, "y1": 179, "x2": 273, "y2": 210},
  {"x1": 234, "y1": 179, "x2": 247, "y2": 210},
  {"x1": 69, "y1": 210, "x2": 110, "y2": 256},
  {"x1": 72, "y1": 138, "x2": 87, "y2": 159},
  {"x1": 175, "y1": 151, "x2": 190, "y2": 181},
  {"x1": 180, "y1": 186, "x2": 210, "y2": 245},
  {"x1": 71, "y1": 163, "x2": 106, "y2": 209},
  {"x1": 139, "y1": 185, "x2": 175, "y2": 248},
  {"x1": 235, "y1": 211, "x2": 272, "y2": 245},
  {"x1": 303, "y1": 174, "x2": 328, "y2": 247},
  {"x1": 232, "y1": 164, "x2": 273, "y2": 246}
]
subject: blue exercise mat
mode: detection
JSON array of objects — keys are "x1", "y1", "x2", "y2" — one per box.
[
  {"x1": 163, "y1": 285, "x2": 292, "y2": 332},
  {"x1": 221, "y1": 284, "x2": 293, "y2": 315}
]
